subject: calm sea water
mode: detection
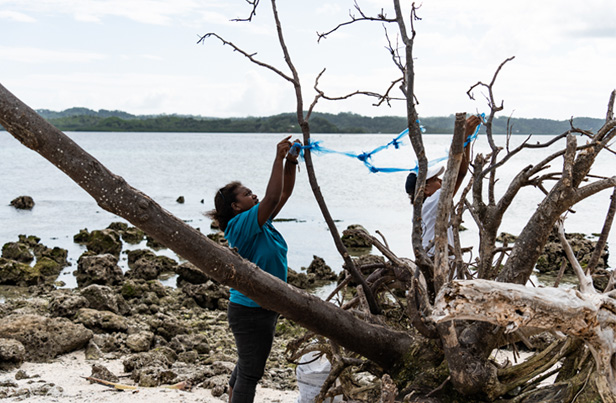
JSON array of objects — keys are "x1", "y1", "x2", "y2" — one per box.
[{"x1": 1, "y1": 131, "x2": 614, "y2": 288}]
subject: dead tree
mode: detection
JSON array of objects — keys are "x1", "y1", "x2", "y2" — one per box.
[
  {"x1": 433, "y1": 217, "x2": 616, "y2": 401},
  {"x1": 2, "y1": 0, "x2": 616, "y2": 401}
]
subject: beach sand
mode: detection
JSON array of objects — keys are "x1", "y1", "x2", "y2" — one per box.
[{"x1": 0, "y1": 351, "x2": 300, "y2": 402}]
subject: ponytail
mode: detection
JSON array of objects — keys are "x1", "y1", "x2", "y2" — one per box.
[{"x1": 206, "y1": 181, "x2": 241, "y2": 232}]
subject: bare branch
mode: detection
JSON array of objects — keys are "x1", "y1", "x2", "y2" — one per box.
[
  {"x1": 375, "y1": 230, "x2": 390, "y2": 249},
  {"x1": 604, "y1": 143, "x2": 616, "y2": 156},
  {"x1": 604, "y1": 270, "x2": 616, "y2": 293},
  {"x1": 231, "y1": 0, "x2": 260, "y2": 22},
  {"x1": 306, "y1": 68, "x2": 327, "y2": 120},
  {"x1": 467, "y1": 56, "x2": 515, "y2": 109},
  {"x1": 314, "y1": 79, "x2": 404, "y2": 105},
  {"x1": 595, "y1": 119, "x2": 616, "y2": 143},
  {"x1": 196, "y1": 32, "x2": 295, "y2": 83},
  {"x1": 270, "y1": 0, "x2": 300, "y2": 86},
  {"x1": 569, "y1": 118, "x2": 596, "y2": 139},
  {"x1": 478, "y1": 123, "x2": 588, "y2": 184},
  {"x1": 407, "y1": 278, "x2": 439, "y2": 339},
  {"x1": 555, "y1": 218, "x2": 595, "y2": 294},
  {"x1": 553, "y1": 259, "x2": 568, "y2": 288},
  {"x1": 384, "y1": 25, "x2": 405, "y2": 73},
  {"x1": 489, "y1": 140, "x2": 596, "y2": 219},
  {"x1": 316, "y1": 1, "x2": 396, "y2": 43},
  {"x1": 561, "y1": 135, "x2": 577, "y2": 189},
  {"x1": 389, "y1": 0, "x2": 436, "y2": 297},
  {"x1": 310, "y1": 66, "x2": 404, "y2": 118},
  {"x1": 408, "y1": 2, "x2": 422, "y2": 41},
  {"x1": 467, "y1": 56, "x2": 515, "y2": 156},
  {"x1": 574, "y1": 176, "x2": 616, "y2": 205},
  {"x1": 467, "y1": 59, "x2": 514, "y2": 228}
]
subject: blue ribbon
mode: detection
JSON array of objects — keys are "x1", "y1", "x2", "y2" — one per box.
[
  {"x1": 290, "y1": 113, "x2": 483, "y2": 173},
  {"x1": 464, "y1": 112, "x2": 485, "y2": 147},
  {"x1": 408, "y1": 155, "x2": 450, "y2": 174},
  {"x1": 416, "y1": 120, "x2": 426, "y2": 134}
]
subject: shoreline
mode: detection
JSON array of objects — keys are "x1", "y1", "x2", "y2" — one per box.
[{"x1": 0, "y1": 350, "x2": 299, "y2": 402}]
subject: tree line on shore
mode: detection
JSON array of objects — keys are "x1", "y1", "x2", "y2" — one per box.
[{"x1": 26, "y1": 107, "x2": 605, "y2": 134}]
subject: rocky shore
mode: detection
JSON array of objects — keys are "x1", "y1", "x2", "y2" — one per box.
[
  {"x1": 0, "y1": 221, "x2": 339, "y2": 402},
  {"x1": 1, "y1": 203, "x2": 611, "y2": 402}
]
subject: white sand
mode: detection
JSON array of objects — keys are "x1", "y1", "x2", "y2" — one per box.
[
  {"x1": 0, "y1": 351, "x2": 299, "y2": 403},
  {"x1": 1, "y1": 348, "x2": 560, "y2": 402}
]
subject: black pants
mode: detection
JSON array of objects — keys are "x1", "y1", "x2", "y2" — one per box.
[{"x1": 228, "y1": 302, "x2": 279, "y2": 403}]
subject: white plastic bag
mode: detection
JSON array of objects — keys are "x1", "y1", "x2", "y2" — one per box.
[{"x1": 296, "y1": 351, "x2": 342, "y2": 403}]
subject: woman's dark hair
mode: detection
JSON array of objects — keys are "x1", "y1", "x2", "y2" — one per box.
[{"x1": 206, "y1": 181, "x2": 242, "y2": 232}]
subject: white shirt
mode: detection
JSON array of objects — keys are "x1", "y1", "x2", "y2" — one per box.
[{"x1": 421, "y1": 188, "x2": 454, "y2": 255}]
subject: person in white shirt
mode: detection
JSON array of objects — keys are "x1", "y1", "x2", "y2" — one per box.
[{"x1": 405, "y1": 115, "x2": 481, "y2": 256}]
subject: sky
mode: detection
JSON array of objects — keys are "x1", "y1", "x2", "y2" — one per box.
[{"x1": 1, "y1": 0, "x2": 615, "y2": 120}]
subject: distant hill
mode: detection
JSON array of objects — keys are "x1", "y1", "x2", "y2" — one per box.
[
  {"x1": 6, "y1": 108, "x2": 603, "y2": 135},
  {"x1": 37, "y1": 107, "x2": 138, "y2": 120}
]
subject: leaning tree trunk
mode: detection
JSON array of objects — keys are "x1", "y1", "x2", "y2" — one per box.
[{"x1": 0, "y1": 82, "x2": 412, "y2": 370}]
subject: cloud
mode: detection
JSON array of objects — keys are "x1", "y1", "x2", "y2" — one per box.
[
  {"x1": 560, "y1": 0, "x2": 616, "y2": 38},
  {"x1": 2, "y1": 0, "x2": 614, "y2": 120},
  {"x1": 0, "y1": 0, "x2": 223, "y2": 26},
  {"x1": 221, "y1": 69, "x2": 295, "y2": 117},
  {"x1": 0, "y1": 46, "x2": 106, "y2": 63},
  {"x1": 0, "y1": 10, "x2": 36, "y2": 22},
  {"x1": 316, "y1": 4, "x2": 341, "y2": 14},
  {"x1": 570, "y1": 26, "x2": 616, "y2": 38}
]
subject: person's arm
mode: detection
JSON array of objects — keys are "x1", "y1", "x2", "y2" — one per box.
[
  {"x1": 453, "y1": 115, "x2": 481, "y2": 195},
  {"x1": 257, "y1": 136, "x2": 293, "y2": 226},
  {"x1": 270, "y1": 139, "x2": 301, "y2": 220}
]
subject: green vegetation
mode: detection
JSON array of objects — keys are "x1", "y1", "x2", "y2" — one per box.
[{"x1": 26, "y1": 108, "x2": 606, "y2": 134}]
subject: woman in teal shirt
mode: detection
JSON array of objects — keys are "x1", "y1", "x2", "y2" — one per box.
[{"x1": 208, "y1": 136, "x2": 300, "y2": 403}]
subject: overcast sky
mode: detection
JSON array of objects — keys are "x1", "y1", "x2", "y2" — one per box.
[{"x1": 1, "y1": 0, "x2": 615, "y2": 120}]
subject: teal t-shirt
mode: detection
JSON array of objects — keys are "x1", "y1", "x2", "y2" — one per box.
[{"x1": 224, "y1": 204, "x2": 288, "y2": 307}]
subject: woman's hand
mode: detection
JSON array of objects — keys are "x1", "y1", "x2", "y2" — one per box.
[
  {"x1": 465, "y1": 115, "x2": 481, "y2": 136},
  {"x1": 260, "y1": 136, "x2": 300, "y2": 226},
  {"x1": 286, "y1": 138, "x2": 302, "y2": 163},
  {"x1": 276, "y1": 136, "x2": 293, "y2": 160}
]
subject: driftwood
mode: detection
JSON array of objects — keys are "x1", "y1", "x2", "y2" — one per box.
[
  {"x1": 83, "y1": 377, "x2": 191, "y2": 391},
  {"x1": 433, "y1": 279, "x2": 616, "y2": 401}
]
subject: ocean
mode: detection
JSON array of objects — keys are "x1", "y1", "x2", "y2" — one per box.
[{"x1": 1, "y1": 131, "x2": 614, "y2": 289}]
